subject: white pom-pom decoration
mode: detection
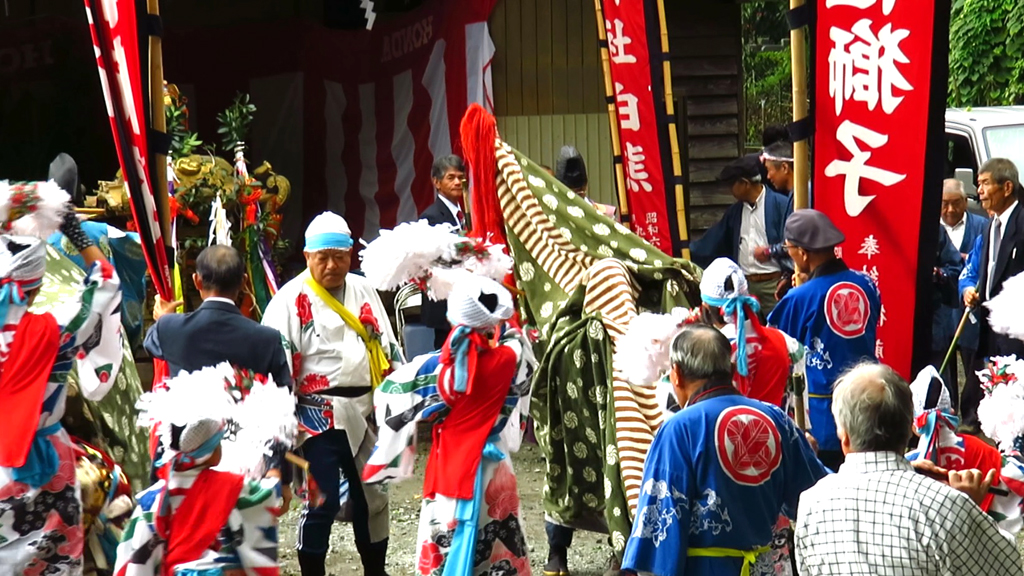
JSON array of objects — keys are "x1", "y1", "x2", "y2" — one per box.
[
  {"x1": 615, "y1": 312, "x2": 688, "y2": 386},
  {"x1": 985, "y1": 271, "x2": 1024, "y2": 343},
  {"x1": 978, "y1": 381, "x2": 1024, "y2": 453},
  {"x1": 0, "y1": 180, "x2": 70, "y2": 239}
]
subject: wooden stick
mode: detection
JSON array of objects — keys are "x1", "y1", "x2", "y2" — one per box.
[
  {"x1": 653, "y1": 0, "x2": 689, "y2": 259},
  {"x1": 939, "y1": 306, "x2": 973, "y2": 376},
  {"x1": 147, "y1": 0, "x2": 171, "y2": 248},
  {"x1": 284, "y1": 451, "x2": 310, "y2": 471}
]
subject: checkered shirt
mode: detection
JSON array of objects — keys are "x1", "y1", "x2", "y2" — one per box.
[{"x1": 795, "y1": 451, "x2": 1021, "y2": 575}]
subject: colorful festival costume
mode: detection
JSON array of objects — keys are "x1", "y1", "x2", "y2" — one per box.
[
  {"x1": 115, "y1": 363, "x2": 292, "y2": 576},
  {"x1": 261, "y1": 212, "x2": 402, "y2": 573},
  {"x1": 458, "y1": 105, "x2": 702, "y2": 560},
  {"x1": 364, "y1": 276, "x2": 536, "y2": 575},
  {"x1": 768, "y1": 259, "x2": 880, "y2": 459},
  {"x1": 621, "y1": 385, "x2": 828, "y2": 576},
  {"x1": 0, "y1": 181, "x2": 124, "y2": 576},
  {"x1": 905, "y1": 366, "x2": 1024, "y2": 532}
]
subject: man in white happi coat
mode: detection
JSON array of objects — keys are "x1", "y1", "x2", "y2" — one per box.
[{"x1": 263, "y1": 212, "x2": 403, "y2": 576}]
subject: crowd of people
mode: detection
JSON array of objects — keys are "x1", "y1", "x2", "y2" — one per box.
[{"x1": 4, "y1": 126, "x2": 1024, "y2": 576}]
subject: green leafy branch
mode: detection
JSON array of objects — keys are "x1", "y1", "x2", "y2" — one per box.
[{"x1": 217, "y1": 93, "x2": 257, "y2": 154}]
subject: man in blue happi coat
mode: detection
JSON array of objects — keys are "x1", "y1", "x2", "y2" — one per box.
[
  {"x1": 621, "y1": 325, "x2": 828, "y2": 576},
  {"x1": 768, "y1": 210, "x2": 881, "y2": 471}
]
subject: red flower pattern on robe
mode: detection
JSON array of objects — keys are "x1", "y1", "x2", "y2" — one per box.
[
  {"x1": 299, "y1": 373, "x2": 330, "y2": 395},
  {"x1": 295, "y1": 293, "x2": 314, "y2": 327},
  {"x1": 418, "y1": 541, "x2": 444, "y2": 575},
  {"x1": 485, "y1": 462, "x2": 520, "y2": 520}
]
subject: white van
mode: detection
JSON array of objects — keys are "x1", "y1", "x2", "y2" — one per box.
[{"x1": 946, "y1": 106, "x2": 1024, "y2": 215}]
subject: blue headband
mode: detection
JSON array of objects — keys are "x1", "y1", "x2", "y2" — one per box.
[
  {"x1": 702, "y1": 293, "x2": 760, "y2": 377},
  {"x1": 305, "y1": 232, "x2": 353, "y2": 252}
]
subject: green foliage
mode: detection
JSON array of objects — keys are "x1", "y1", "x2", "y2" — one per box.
[
  {"x1": 948, "y1": 0, "x2": 1024, "y2": 106},
  {"x1": 742, "y1": 2, "x2": 793, "y2": 145},
  {"x1": 165, "y1": 95, "x2": 202, "y2": 159},
  {"x1": 217, "y1": 93, "x2": 257, "y2": 153}
]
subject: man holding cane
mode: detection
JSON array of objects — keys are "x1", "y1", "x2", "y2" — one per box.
[{"x1": 959, "y1": 158, "x2": 1024, "y2": 432}]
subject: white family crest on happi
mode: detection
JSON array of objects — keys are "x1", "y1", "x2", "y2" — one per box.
[{"x1": 824, "y1": 1, "x2": 912, "y2": 217}]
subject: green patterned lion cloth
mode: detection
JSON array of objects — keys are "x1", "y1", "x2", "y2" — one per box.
[
  {"x1": 489, "y1": 141, "x2": 701, "y2": 553},
  {"x1": 32, "y1": 246, "x2": 151, "y2": 491}
]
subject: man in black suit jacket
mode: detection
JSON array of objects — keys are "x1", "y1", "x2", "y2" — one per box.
[
  {"x1": 418, "y1": 154, "x2": 466, "y2": 348},
  {"x1": 145, "y1": 245, "x2": 293, "y2": 386},
  {"x1": 961, "y1": 158, "x2": 1024, "y2": 429}
]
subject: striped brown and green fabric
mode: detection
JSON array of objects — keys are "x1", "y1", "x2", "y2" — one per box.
[{"x1": 490, "y1": 140, "x2": 701, "y2": 553}]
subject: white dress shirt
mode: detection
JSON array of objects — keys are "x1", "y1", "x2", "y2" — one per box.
[
  {"x1": 941, "y1": 212, "x2": 966, "y2": 251},
  {"x1": 438, "y1": 194, "x2": 463, "y2": 230},
  {"x1": 795, "y1": 451, "x2": 1019, "y2": 576},
  {"x1": 738, "y1": 187, "x2": 780, "y2": 275},
  {"x1": 987, "y1": 200, "x2": 1018, "y2": 298}
]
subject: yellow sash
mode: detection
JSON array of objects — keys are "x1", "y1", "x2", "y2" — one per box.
[
  {"x1": 304, "y1": 274, "x2": 390, "y2": 389},
  {"x1": 688, "y1": 545, "x2": 772, "y2": 576}
]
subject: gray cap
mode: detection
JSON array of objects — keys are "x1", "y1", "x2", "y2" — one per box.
[{"x1": 784, "y1": 209, "x2": 845, "y2": 250}]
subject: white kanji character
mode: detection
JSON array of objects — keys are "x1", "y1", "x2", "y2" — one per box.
[
  {"x1": 645, "y1": 212, "x2": 658, "y2": 224},
  {"x1": 858, "y1": 234, "x2": 880, "y2": 260},
  {"x1": 879, "y1": 304, "x2": 887, "y2": 327},
  {"x1": 875, "y1": 338, "x2": 884, "y2": 359},
  {"x1": 828, "y1": 19, "x2": 912, "y2": 115},
  {"x1": 824, "y1": 119, "x2": 906, "y2": 216},
  {"x1": 615, "y1": 82, "x2": 640, "y2": 131},
  {"x1": 625, "y1": 143, "x2": 653, "y2": 193},
  {"x1": 647, "y1": 224, "x2": 660, "y2": 237},
  {"x1": 861, "y1": 265, "x2": 879, "y2": 286},
  {"x1": 605, "y1": 19, "x2": 637, "y2": 64},
  {"x1": 834, "y1": 246, "x2": 844, "y2": 259},
  {"x1": 825, "y1": 0, "x2": 896, "y2": 16}
]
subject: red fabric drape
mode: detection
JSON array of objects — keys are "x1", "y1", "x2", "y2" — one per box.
[{"x1": 0, "y1": 312, "x2": 60, "y2": 468}]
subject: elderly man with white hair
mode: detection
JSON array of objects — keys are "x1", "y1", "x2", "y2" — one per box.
[
  {"x1": 795, "y1": 362, "x2": 1020, "y2": 575},
  {"x1": 262, "y1": 212, "x2": 403, "y2": 576}
]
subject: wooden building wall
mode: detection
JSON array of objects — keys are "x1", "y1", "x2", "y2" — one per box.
[
  {"x1": 489, "y1": 0, "x2": 618, "y2": 207},
  {"x1": 664, "y1": 1, "x2": 744, "y2": 234}
]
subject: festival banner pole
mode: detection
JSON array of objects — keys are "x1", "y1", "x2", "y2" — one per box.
[
  {"x1": 653, "y1": 0, "x2": 690, "y2": 260},
  {"x1": 788, "y1": 0, "x2": 810, "y2": 430},
  {"x1": 593, "y1": 0, "x2": 630, "y2": 220},
  {"x1": 147, "y1": 0, "x2": 171, "y2": 251}
]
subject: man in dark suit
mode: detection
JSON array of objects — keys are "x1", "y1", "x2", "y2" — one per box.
[
  {"x1": 936, "y1": 178, "x2": 989, "y2": 406},
  {"x1": 961, "y1": 158, "x2": 1024, "y2": 430},
  {"x1": 690, "y1": 153, "x2": 793, "y2": 316},
  {"x1": 145, "y1": 244, "x2": 293, "y2": 386},
  {"x1": 418, "y1": 154, "x2": 466, "y2": 348}
]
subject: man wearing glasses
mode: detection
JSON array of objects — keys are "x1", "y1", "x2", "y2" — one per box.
[
  {"x1": 767, "y1": 210, "x2": 881, "y2": 471},
  {"x1": 263, "y1": 212, "x2": 404, "y2": 576}
]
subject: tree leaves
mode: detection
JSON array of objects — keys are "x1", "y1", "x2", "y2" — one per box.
[{"x1": 949, "y1": 0, "x2": 1024, "y2": 106}]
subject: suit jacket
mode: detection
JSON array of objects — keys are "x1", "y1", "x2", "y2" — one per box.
[
  {"x1": 976, "y1": 203, "x2": 1024, "y2": 358},
  {"x1": 932, "y1": 227, "x2": 965, "y2": 350},
  {"x1": 419, "y1": 196, "x2": 460, "y2": 330},
  {"x1": 144, "y1": 299, "x2": 293, "y2": 388},
  {"x1": 690, "y1": 187, "x2": 794, "y2": 271}
]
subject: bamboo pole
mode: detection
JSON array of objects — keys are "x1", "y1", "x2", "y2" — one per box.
[
  {"x1": 789, "y1": 0, "x2": 810, "y2": 431},
  {"x1": 790, "y1": 0, "x2": 810, "y2": 213},
  {"x1": 654, "y1": 0, "x2": 689, "y2": 259},
  {"x1": 593, "y1": 0, "x2": 630, "y2": 220},
  {"x1": 148, "y1": 0, "x2": 171, "y2": 247}
]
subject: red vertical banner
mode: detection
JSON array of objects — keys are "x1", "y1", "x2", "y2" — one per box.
[
  {"x1": 601, "y1": 0, "x2": 673, "y2": 254},
  {"x1": 84, "y1": 0, "x2": 173, "y2": 299},
  {"x1": 814, "y1": 0, "x2": 937, "y2": 377}
]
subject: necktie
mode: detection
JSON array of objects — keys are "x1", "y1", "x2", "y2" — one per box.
[
  {"x1": 456, "y1": 209, "x2": 465, "y2": 229},
  {"x1": 989, "y1": 218, "x2": 1003, "y2": 298}
]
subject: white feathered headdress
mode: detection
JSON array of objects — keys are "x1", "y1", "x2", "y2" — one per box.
[
  {"x1": 614, "y1": 307, "x2": 701, "y2": 386},
  {"x1": 359, "y1": 219, "x2": 513, "y2": 300},
  {"x1": 136, "y1": 362, "x2": 297, "y2": 477},
  {"x1": 0, "y1": 180, "x2": 69, "y2": 239}
]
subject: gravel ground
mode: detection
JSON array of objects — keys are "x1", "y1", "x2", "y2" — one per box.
[{"x1": 277, "y1": 443, "x2": 616, "y2": 576}]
